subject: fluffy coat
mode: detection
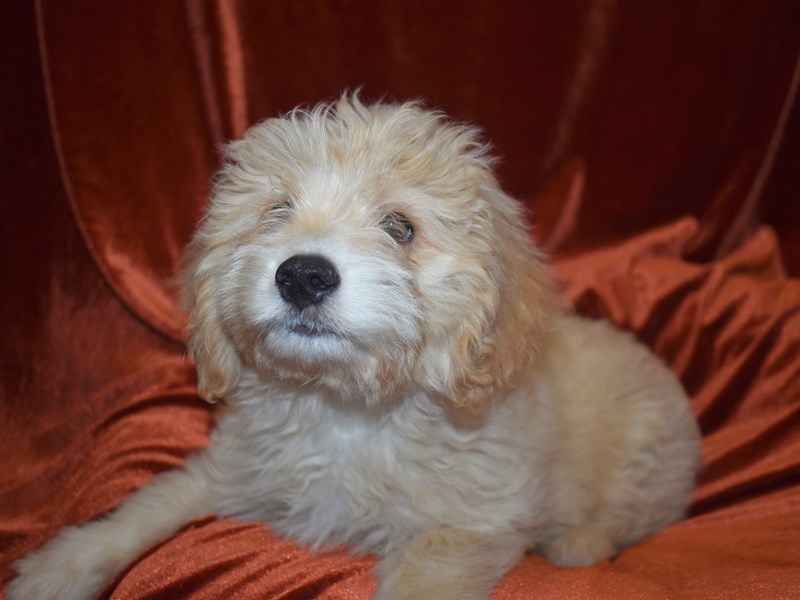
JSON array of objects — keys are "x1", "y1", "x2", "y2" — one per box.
[{"x1": 9, "y1": 95, "x2": 701, "y2": 600}]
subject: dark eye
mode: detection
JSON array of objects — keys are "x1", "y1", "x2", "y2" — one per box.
[{"x1": 380, "y1": 212, "x2": 415, "y2": 244}]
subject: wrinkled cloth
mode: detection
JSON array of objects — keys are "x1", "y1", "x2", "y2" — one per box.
[{"x1": 2, "y1": 1, "x2": 799, "y2": 598}]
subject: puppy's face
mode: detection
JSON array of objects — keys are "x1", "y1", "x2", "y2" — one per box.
[{"x1": 184, "y1": 97, "x2": 559, "y2": 411}]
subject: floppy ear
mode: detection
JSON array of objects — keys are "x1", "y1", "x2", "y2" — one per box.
[
  {"x1": 417, "y1": 184, "x2": 563, "y2": 414},
  {"x1": 181, "y1": 233, "x2": 242, "y2": 403}
]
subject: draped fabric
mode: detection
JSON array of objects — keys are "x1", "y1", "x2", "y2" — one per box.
[{"x1": 2, "y1": 1, "x2": 799, "y2": 597}]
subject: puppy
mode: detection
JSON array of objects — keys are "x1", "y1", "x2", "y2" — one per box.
[{"x1": 9, "y1": 95, "x2": 701, "y2": 600}]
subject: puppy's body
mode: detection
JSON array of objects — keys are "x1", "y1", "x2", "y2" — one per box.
[
  {"x1": 9, "y1": 96, "x2": 700, "y2": 600},
  {"x1": 212, "y1": 314, "x2": 696, "y2": 563}
]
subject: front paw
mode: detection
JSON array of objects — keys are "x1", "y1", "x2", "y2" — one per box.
[
  {"x1": 7, "y1": 565, "x2": 110, "y2": 600},
  {"x1": 539, "y1": 524, "x2": 615, "y2": 567},
  {"x1": 374, "y1": 529, "x2": 528, "y2": 600},
  {"x1": 7, "y1": 526, "x2": 122, "y2": 600}
]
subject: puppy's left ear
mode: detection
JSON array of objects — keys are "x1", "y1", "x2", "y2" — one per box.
[{"x1": 417, "y1": 183, "x2": 563, "y2": 414}]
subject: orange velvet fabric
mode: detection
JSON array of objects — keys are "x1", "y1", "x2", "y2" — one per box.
[{"x1": 2, "y1": 1, "x2": 799, "y2": 598}]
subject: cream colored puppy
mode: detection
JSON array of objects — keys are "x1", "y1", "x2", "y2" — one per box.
[{"x1": 9, "y1": 95, "x2": 701, "y2": 600}]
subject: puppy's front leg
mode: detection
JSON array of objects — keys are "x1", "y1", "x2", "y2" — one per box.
[
  {"x1": 8, "y1": 452, "x2": 215, "y2": 600},
  {"x1": 375, "y1": 528, "x2": 529, "y2": 600}
]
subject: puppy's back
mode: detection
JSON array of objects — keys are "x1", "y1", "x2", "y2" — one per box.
[{"x1": 536, "y1": 314, "x2": 700, "y2": 565}]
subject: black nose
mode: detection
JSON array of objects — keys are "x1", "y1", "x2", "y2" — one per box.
[{"x1": 275, "y1": 254, "x2": 340, "y2": 308}]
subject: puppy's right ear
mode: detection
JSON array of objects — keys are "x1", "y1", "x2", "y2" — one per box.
[{"x1": 181, "y1": 235, "x2": 241, "y2": 403}]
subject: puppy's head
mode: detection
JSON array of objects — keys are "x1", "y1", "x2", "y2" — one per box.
[{"x1": 183, "y1": 94, "x2": 561, "y2": 412}]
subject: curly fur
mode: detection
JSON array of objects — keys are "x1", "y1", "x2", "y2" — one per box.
[{"x1": 8, "y1": 94, "x2": 700, "y2": 600}]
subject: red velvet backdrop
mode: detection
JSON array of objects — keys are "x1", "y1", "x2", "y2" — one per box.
[{"x1": 2, "y1": 1, "x2": 799, "y2": 598}]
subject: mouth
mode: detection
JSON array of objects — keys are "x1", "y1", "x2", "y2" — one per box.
[
  {"x1": 287, "y1": 322, "x2": 335, "y2": 337},
  {"x1": 263, "y1": 314, "x2": 357, "y2": 368},
  {"x1": 285, "y1": 317, "x2": 338, "y2": 338}
]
